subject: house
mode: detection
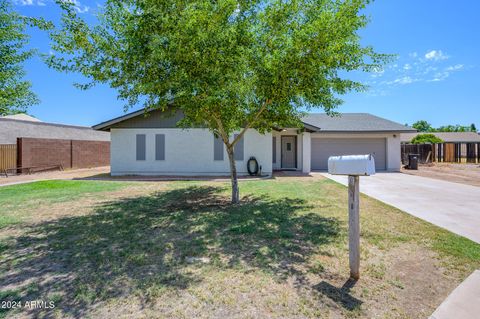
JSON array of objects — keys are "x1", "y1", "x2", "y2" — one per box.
[
  {"x1": 93, "y1": 109, "x2": 415, "y2": 176},
  {"x1": 0, "y1": 114, "x2": 110, "y2": 144},
  {"x1": 401, "y1": 132, "x2": 480, "y2": 144}
]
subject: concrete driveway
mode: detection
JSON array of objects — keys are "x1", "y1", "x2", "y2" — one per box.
[{"x1": 320, "y1": 172, "x2": 480, "y2": 244}]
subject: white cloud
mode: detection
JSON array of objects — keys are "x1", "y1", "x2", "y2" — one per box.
[
  {"x1": 62, "y1": 0, "x2": 89, "y2": 13},
  {"x1": 14, "y1": 0, "x2": 89, "y2": 13},
  {"x1": 425, "y1": 50, "x2": 449, "y2": 61},
  {"x1": 429, "y1": 72, "x2": 449, "y2": 82},
  {"x1": 370, "y1": 67, "x2": 385, "y2": 78},
  {"x1": 403, "y1": 63, "x2": 411, "y2": 70},
  {"x1": 409, "y1": 52, "x2": 418, "y2": 58},
  {"x1": 445, "y1": 64, "x2": 464, "y2": 71},
  {"x1": 386, "y1": 76, "x2": 418, "y2": 85}
]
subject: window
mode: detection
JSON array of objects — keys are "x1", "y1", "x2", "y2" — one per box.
[
  {"x1": 213, "y1": 134, "x2": 224, "y2": 161},
  {"x1": 234, "y1": 133, "x2": 244, "y2": 161},
  {"x1": 286, "y1": 142, "x2": 291, "y2": 151},
  {"x1": 272, "y1": 136, "x2": 276, "y2": 163},
  {"x1": 155, "y1": 134, "x2": 165, "y2": 160},
  {"x1": 136, "y1": 134, "x2": 146, "y2": 161}
]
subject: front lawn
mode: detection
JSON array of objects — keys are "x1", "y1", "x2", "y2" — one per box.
[{"x1": 0, "y1": 177, "x2": 478, "y2": 318}]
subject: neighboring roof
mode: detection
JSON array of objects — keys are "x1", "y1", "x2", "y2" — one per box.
[
  {"x1": 1, "y1": 113, "x2": 41, "y2": 122},
  {"x1": 301, "y1": 113, "x2": 416, "y2": 133},
  {"x1": 0, "y1": 117, "x2": 110, "y2": 144},
  {"x1": 401, "y1": 132, "x2": 480, "y2": 143},
  {"x1": 94, "y1": 109, "x2": 415, "y2": 133}
]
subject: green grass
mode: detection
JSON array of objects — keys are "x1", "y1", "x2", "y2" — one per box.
[
  {"x1": 0, "y1": 178, "x2": 479, "y2": 318},
  {"x1": 0, "y1": 180, "x2": 129, "y2": 228}
]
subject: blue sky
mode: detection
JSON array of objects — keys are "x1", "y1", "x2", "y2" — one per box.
[{"x1": 11, "y1": 0, "x2": 480, "y2": 128}]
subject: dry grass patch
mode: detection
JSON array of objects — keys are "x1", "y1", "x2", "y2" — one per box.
[{"x1": 0, "y1": 177, "x2": 479, "y2": 318}]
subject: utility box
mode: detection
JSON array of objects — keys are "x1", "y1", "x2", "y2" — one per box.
[{"x1": 328, "y1": 154, "x2": 376, "y2": 176}]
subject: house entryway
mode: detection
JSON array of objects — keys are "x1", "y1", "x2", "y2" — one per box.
[{"x1": 281, "y1": 136, "x2": 297, "y2": 169}]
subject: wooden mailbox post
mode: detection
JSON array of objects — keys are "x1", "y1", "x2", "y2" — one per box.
[{"x1": 328, "y1": 154, "x2": 376, "y2": 280}]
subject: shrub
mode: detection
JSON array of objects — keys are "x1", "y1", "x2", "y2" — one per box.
[{"x1": 410, "y1": 134, "x2": 444, "y2": 144}]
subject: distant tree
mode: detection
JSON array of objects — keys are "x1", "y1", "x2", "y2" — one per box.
[
  {"x1": 0, "y1": 0, "x2": 40, "y2": 115},
  {"x1": 437, "y1": 124, "x2": 471, "y2": 132},
  {"x1": 411, "y1": 134, "x2": 443, "y2": 144},
  {"x1": 47, "y1": 0, "x2": 390, "y2": 203},
  {"x1": 412, "y1": 120, "x2": 433, "y2": 132},
  {"x1": 470, "y1": 123, "x2": 477, "y2": 132}
]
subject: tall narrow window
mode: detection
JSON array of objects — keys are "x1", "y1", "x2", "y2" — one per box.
[
  {"x1": 234, "y1": 133, "x2": 244, "y2": 161},
  {"x1": 272, "y1": 136, "x2": 276, "y2": 163},
  {"x1": 213, "y1": 134, "x2": 224, "y2": 161},
  {"x1": 155, "y1": 134, "x2": 165, "y2": 160},
  {"x1": 136, "y1": 134, "x2": 146, "y2": 161}
]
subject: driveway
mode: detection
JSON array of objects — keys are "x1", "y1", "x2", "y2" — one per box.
[{"x1": 320, "y1": 172, "x2": 480, "y2": 244}]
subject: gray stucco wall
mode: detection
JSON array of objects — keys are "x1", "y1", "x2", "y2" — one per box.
[
  {"x1": 109, "y1": 109, "x2": 185, "y2": 129},
  {"x1": 0, "y1": 119, "x2": 110, "y2": 144}
]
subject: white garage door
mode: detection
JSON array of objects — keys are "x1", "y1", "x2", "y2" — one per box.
[{"x1": 311, "y1": 138, "x2": 387, "y2": 170}]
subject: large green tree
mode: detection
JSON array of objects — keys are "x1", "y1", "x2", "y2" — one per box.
[
  {"x1": 0, "y1": 0, "x2": 39, "y2": 115},
  {"x1": 48, "y1": 0, "x2": 389, "y2": 203}
]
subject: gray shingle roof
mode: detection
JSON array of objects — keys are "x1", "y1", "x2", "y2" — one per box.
[
  {"x1": 301, "y1": 113, "x2": 416, "y2": 132},
  {"x1": 0, "y1": 118, "x2": 110, "y2": 144},
  {"x1": 401, "y1": 132, "x2": 480, "y2": 143}
]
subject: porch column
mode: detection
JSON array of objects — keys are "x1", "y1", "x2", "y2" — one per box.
[{"x1": 302, "y1": 132, "x2": 311, "y2": 173}]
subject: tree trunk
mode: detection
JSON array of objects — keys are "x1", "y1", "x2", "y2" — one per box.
[{"x1": 226, "y1": 146, "x2": 240, "y2": 204}]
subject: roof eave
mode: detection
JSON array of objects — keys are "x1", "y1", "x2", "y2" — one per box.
[{"x1": 92, "y1": 109, "x2": 147, "y2": 131}]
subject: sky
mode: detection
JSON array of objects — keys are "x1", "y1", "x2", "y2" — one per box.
[{"x1": 10, "y1": 0, "x2": 480, "y2": 128}]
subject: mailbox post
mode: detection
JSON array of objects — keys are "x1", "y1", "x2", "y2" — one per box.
[{"x1": 328, "y1": 154, "x2": 376, "y2": 280}]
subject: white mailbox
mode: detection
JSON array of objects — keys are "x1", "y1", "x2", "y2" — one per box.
[{"x1": 328, "y1": 154, "x2": 376, "y2": 176}]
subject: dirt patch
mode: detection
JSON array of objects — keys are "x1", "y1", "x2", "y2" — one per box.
[
  {"x1": 402, "y1": 163, "x2": 480, "y2": 187},
  {"x1": 0, "y1": 166, "x2": 111, "y2": 186}
]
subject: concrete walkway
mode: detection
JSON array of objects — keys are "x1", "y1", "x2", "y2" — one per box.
[
  {"x1": 320, "y1": 172, "x2": 480, "y2": 244},
  {"x1": 429, "y1": 270, "x2": 480, "y2": 319}
]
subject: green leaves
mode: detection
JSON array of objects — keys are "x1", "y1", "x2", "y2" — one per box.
[
  {"x1": 0, "y1": 0, "x2": 41, "y2": 115},
  {"x1": 48, "y1": 0, "x2": 388, "y2": 134},
  {"x1": 47, "y1": 0, "x2": 389, "y2": 202},
  {"x1": 410, "y1": 134, "x2": 444, "y2": 144}
]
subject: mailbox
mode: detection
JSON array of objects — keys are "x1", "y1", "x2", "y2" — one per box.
[{"x1": 328, "y1": 154, "x2": 376, "y2": 176}]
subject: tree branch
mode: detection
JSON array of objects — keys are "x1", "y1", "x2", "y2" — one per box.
[{"x1": 231, "y1": 99, "x2": 271, "y2": 146}]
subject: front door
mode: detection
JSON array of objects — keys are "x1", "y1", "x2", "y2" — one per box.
[{"x1": 281, "y1": 136, "x2": 297, "y2": 169}]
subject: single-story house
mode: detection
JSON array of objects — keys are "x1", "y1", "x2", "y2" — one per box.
[
  {"x1": 401, "y1": 132, "x2": 480, "y2": 144},
  {"x1": 0, "y1": 114, "x2": 110, "y2": 144},
  {"x1": 93, "y1": 109, "x2": 415, "y2": 176}
]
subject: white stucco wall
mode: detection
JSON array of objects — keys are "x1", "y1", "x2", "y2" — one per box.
[
  {"x1": 310, "y1": 133, "x2": 401, "y2": 172},
  {"x1": 110, "y1": 128, "x2": 272, "y2": 176},
  {"x1": 302, "y1": 132, "x2": 311, "y2": 173}
]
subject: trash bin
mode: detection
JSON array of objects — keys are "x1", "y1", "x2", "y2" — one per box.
[{"x1": 408, "y1": 154, "x2": 419, "y2": 170}]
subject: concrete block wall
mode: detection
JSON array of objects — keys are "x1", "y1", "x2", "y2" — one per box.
[{"x1": 17, "y1": 137, "x2": 110, "y2": 169}]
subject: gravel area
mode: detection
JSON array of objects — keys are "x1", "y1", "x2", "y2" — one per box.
[{"x1": 402, "y1": 163, "x2": 480, "y2": 187}]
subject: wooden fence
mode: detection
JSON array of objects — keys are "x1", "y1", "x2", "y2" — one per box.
[
  {"x1": 0, "y1": 144, "x2": 17, "y2": 170},
  {"x1": 402, "y1": 143, "x2": 480, "y2": 164}
]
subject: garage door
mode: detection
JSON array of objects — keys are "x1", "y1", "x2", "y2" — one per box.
[{"x1": 311, "y1": 138, "x2": 386, "y2": 170}]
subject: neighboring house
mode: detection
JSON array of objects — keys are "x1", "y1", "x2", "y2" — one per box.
[
  {"x1": 94, "y1": 109, "x2": 415, "y2": 176},
  {"x1": 401, "y1": 132, "x2": 480, "y2": 144},
  {"x1": 0, "y1": 114, "x2": 110, "y2": 144}
]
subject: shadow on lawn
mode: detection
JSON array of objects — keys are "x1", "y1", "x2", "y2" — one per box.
[{"x1": 0, "y1": 185, "x2": 341, "y2": 317}]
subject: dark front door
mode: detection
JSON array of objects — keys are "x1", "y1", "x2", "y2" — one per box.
[{"x1": 281, "y1": 136, "x2": 297, "y2": 169}]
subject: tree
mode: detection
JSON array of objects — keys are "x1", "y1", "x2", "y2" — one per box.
[
  {"x1": 411, "y1": 134, "x2": 443, "y2": 144},
  {"x1": 47, "y1": 0, "x2": 389, "y2": 203},
  {"x1": 471, "y1": 123, "x2": 477, "y2": 132},
  {"x1": 437, "y1": 124, "x2": 471, "y2": 132},
  {"x1": 0, "y1": 0, "x2": 39, "y2": 115},
  {"x1": 412, "y1": 120, "x2": 433, "y2": 132}
]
